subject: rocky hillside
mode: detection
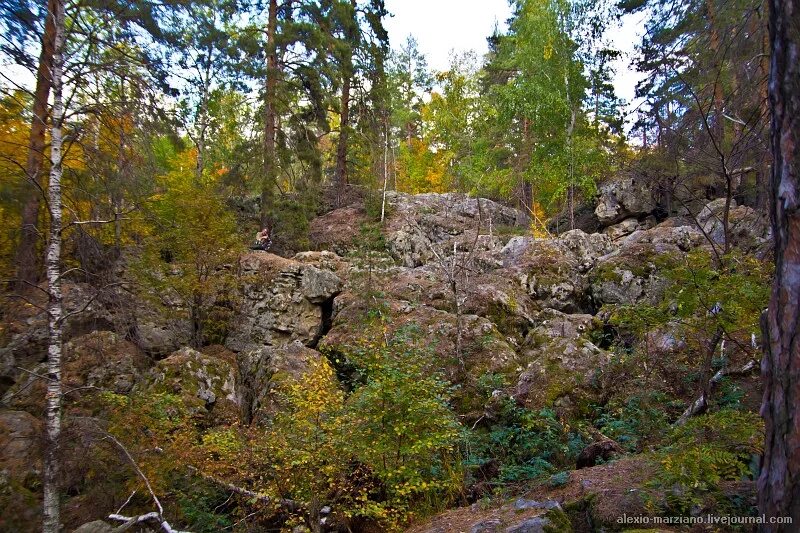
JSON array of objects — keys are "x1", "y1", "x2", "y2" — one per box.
[{"x1": 0, "y1": 179, "x2": 772, "y2": 532}]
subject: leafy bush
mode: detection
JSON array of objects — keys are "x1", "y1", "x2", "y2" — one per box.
[
  {"x1": 465, "y1": 402, "x2": 584, "y2": 487},
  {"x1": 337, "y1": 326, "x2": 463, "y2": 527},
  {"x1": 651, "y1": 409, "x2": 764, "y2": 514},
  {"x1": 135, "y1": 155, "x2": 241, "y2": 347},
  {"x1": 593, "y1": 392, "x2": 675, "y2": 452}
]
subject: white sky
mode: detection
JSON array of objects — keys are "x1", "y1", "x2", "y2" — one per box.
[{"x1": 383, "y1": 0, "x2": 647, "y2": 120}]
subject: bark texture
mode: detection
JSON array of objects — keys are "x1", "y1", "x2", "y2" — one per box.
[
  {"x1": 758, "y1": 0, "x2": 800, "y2": 529},
  {"x1": 14, "y1": 0, "x2": 57, "y2": 292},
  {"x1": 261, "y1": 0, "x2": 279, "y2": 227},
  {"x1": 42, "y1": 0, "x2": 65, "y2": 529}
]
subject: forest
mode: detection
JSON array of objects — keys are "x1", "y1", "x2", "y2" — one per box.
[{"x1": 0, "y1": 0, "x2": 798, "y2": 531}]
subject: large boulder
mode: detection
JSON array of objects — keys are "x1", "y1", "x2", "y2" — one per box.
[
  {"x1": 557, "y1": 230, "x2": 615, "y2": 273},
  {"x1": 237, "y1": 341, "x2": 326, "y2": 423},
  {"x1": 0, "y1": 409, "x2": 42, "y2": 531},
  {"x1": 515, "y1": 310, "x2": 609, "y2": 415},
  {"x1": 142, "y1": 347, "x2": 240, "y2": 423},
  {"x1": 226, "y1": 253, "x2": 343, "y2": 354},
  {"x1": 594, "y1": 174, "x2": 657, "y2": 225},
  {"x1": 501, "y1": 238, "x2": 591, "y2": 313},
  {"x1": 3, "y1": 331, "x2": 149, "y2": 414},
  {"x1": 602, "y1": 217, "x2": 641, "y2": 240},
  {"x1": 698, "y1": 198, "x2": 770, "y2": 251},
  {"x1": 589, "y1": 241, "x2": 677, "y2": 307},
  {"x1": 622, "y1": 222, "x2": 706, "y2": 252}
]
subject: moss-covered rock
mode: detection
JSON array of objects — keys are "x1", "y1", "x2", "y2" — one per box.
[
  {"x1": 515, "y1": 310, "x2": 609, "y2": 417},
  {"x1": 142, "y1": 346, "x2": 240, "y2": 424}
]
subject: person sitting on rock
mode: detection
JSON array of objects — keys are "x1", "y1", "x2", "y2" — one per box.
[{"x1": 251, "y1": 227, "x2": 272, "y2": 251}]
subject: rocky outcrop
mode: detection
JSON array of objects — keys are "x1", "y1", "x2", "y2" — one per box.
[
  {"x1": 0, "y1": 188, "x2": 772, "y2": 532},
  {"x1": 143, "y1": 346, "x2": 240, "y2": 423},
  {"x1": 0, "y1": 409, "x2": 42, "y2": 531},
  {"x1": 238, "y1": 341, "x2": 326, "y2": 423},
  {"x1": 515, "y1": 310, "x2": 609, "y2": 415},
  {"x1": 594, "y1": 174, "x2": 657, "y2": 225},
  {"x1": 226, "y1": 252, "x2": 342, "y2": 354},
  {"x1": 3, "y1": 331, "x2": 148, "y2": 414},
  {"x1": 697, "y1": 198, "x2": 771, "y2": 251},
  {"x1": 311, "y1": 191, "x2": 526, "y2": 268}
]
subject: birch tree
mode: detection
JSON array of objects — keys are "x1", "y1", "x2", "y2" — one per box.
[{"x1": 42, "y1": 0, "x2": 64, "y2": 528}]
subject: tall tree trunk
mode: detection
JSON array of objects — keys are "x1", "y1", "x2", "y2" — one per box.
[
  {"x1": 334, "y1": 74, "x2": 351, "y2": 191},
  {"x1": 334, "y1": 0, "x2": 358, "y2": 197},
  {"x1": 261, "y1": 0, "x2": 279, "y2": 227},
  {"x1": 42, "y1": 0, "x2": 65, "y2": 530},
  {"x1": 705, "y1": 0, "x2": 726, "y2": 146},
  {"x1": 756, "y1": 0, "x2": 772, "y2": 211},
  {"x1": 14, "y1": 0, "x2": 57, "y2": 292},
  {"x1": 758, "y1": 0, "x2": 800, "y2": 528}
]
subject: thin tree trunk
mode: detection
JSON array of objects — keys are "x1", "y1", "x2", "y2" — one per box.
[
  {"x1": 261, "y1": 0, "x2": 279, "y2": 227},
  {"x1": 706, "y1": 0, "x2": 726, "y2": 146},
  {"x1": 42, "y1": 0, "x2": 66, "y2": 530},
  {"x1": 14, "y1": 0, "x2": 57, "y2": 292},
  {"x1": 567, "y1": 108, "x2": 577, "y2": 231},
  {"x1": 334, "y1": 0, "x2": 357, "y2": 198},
  {"x1": 756, "y1": 0, "x2": 771, "y2": 211},
  {"x1": 380, "y1": 120, "x2": 388, "y2": 223},
  {"x1": 758, "y1": 0, "x2": 800, "y2": 528},
  {"x1": 334, "y1": 73, "x2": 351, "y2": 190}
]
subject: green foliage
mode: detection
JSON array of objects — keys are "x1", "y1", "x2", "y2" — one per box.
[
  {"x1": 549, "y1": 471, "x2": 571, "y2": 488},
  {"x1": 593, "y1": 392, "x2": 675, "y2": 452},
  {"x1": 338, "y1": 326, "x2": 463, "y2": 526},
  {"x1": 134, "y1": 152, "x2": 241, "y2": 347},
  {"x1": 650, "y1": 410, "x2": 764, "y2": 514},
  {"x1": 610, "y1": 249, "x2": 770, "y2": 414},
  {"x1": 465, "y1": 402, "x2": 585, "y2": 486},
  {"x1": 262, "y1": 357, "x2": 349, "y2": 512},
  {"x1": 174, "y1": 480, "x2": 234, "y2": 533},
  {"x1": 344, "y1": 222, "x2": 392, "y2": 306}
]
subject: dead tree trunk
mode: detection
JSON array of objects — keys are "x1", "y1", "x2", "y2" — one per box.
[
  {"x1": 14, "y1": 0, "x2": 57, "y2": 292},
  {"x1": 758, "y1": 0, "x2": 800, "y2": 528},
  {"x1": 42, "y1": 0, "x2": 65, "y2": 530}
]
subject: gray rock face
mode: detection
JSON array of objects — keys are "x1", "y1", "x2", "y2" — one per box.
[
  {"x1": 697, "y1": 198, "x2": 770, "y2": 250},
  {"x1": 238, "y1": 341, "x2": 326, "y2": 423},
  {"x1": 595, "y1": 174, "x2": 657, "y2": 225},
  {"x1": 516, "y1": 310, "x2": 609, "y2": 412},
  {"x1": 603, "y1": 217, "x2": 641, "y2": 240},
  {"x1": 557, "y1": 230, "x2": 615, "y2": 273},
  {"x1": 504, "y1": 517, "x2": 551, "y2": 533},
  {"x1": 328, "y1": 192, "x2": 529, "y2": 267},
  {"x1": 226, "y1": 253, "x2": 342, "y2": 354}
]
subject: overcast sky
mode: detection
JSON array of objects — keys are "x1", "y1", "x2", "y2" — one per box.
[{"x1": 383, "y1": 0, "x2": 647, "y2": 118}]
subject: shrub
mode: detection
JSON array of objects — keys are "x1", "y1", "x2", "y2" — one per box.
[{"x1": 651, "y1": 409, "x2": 764, "y2": 514}]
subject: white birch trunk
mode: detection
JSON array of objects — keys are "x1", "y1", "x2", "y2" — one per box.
[{"x1": 42, "y1": 0, "x2": 65, "y2": 530}]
